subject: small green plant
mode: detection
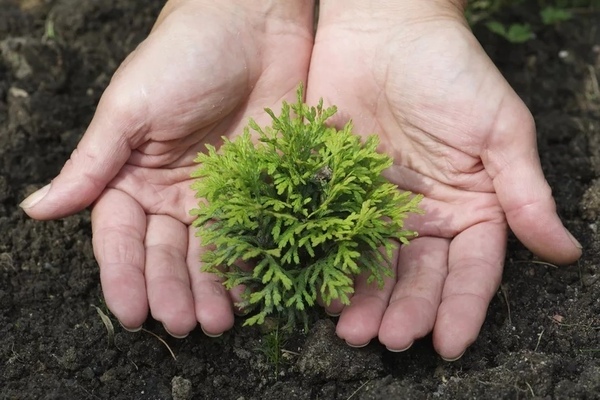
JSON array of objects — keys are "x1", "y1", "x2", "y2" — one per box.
[
  {"x1": 256, "y1": 316, "x2": 290, "y2": 377},
  {"x1": 191, "y1": 85, "x2": 422, "y2": 328}
]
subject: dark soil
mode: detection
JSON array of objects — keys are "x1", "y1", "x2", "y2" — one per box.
[{"x1": 1, "y1": 1, "x2": 600, "y2": 399}]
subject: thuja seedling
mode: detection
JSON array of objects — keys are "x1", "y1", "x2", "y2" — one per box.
[{"x1": 191, "y1": 85, "x2": 422, "y2": 328}]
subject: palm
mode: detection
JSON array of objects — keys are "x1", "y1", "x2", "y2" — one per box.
[
  {"x1": 100, "y1": 6, "x2": 313, "y2": 220},
  {"x1": 307, "y1": 15, "x2": 579, "y2": 358},
  {"x1": 309, "y1": 20, "x2": 506, "y2": 233}
]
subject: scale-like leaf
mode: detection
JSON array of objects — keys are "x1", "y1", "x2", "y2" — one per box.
[{"x1": 190, "y1": 83, "x2": 423, "y2": 328}]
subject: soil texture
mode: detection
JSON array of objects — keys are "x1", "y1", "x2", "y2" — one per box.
[{"x1": 1, "y1": 1, "x2": 600, "y2": 399}]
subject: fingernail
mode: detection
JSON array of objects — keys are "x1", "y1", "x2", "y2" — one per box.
[
  {"x1": 441, "y1": 350, "x2": 465, "y2": 362},
  {"x1": 201, "y1": 325, "x2": 223, "y2": 338},
  {"x1": 345, "y1": 340, "x2": 370, "y2": 348},
  {"x1": 565, "y1": 229, "x2": 582, "y2": 250},
  {"x1": 386, "y1": 341, "x2": 414, "y2": 353},
  {"x1": 164, "y1": 324, "x2": 189, "y2": 339},
  {"x1": 325, "y1": 310, "x2": 341, "y2": 317},
  {"x1": 119, "y1": 321, "x2": 143, "y2": 333},
  {"x1": 19, "y1": 183, "x2": 51, "y2": 209}
]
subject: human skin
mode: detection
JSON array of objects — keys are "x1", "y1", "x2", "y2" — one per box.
[
  {"x1": 307, "y1": 0, "x2": 582, "y2": 359},
  {"x1": 20, "y1": 0, "x2": 315, "y2": 337},
  {"x1": 20, "y1": 0, "x2": 581, "y2": 360}
]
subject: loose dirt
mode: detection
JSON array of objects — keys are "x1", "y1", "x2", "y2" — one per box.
[{"x1": 1, "y1": 1, "x2": 599, "y2": 399}]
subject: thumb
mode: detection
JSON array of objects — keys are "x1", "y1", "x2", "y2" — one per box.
[
  {"x1": 483, "y1": 95, "x2": 582, "y2": 266},
  {"x1": 20, "y1": 85, "x2": 142, "y2": 220}
]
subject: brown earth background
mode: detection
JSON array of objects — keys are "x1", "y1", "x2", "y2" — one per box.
[{"x1": 1, "y1": 1, "x2": 600, "y2": 399}]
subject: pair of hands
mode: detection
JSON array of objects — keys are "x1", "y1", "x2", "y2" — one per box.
[{"x1": 20, "y1": 0, "x2": 581, "y2": 361}]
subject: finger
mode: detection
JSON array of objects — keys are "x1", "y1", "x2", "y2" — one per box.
[
  {"x1": 222, "y1": 259, "x2": 253, "y2": 316},
  {"x1": 317, "y1": 281, "x2": 348, "y2": 316},
  {"x1": 186, "y1": 225, "x2": 235, "y2": 337},
  {"x1": 483, "y1": 99, "x2": 581, "y2": 265},
  {"x1": 378, "y1": 237, "x2": 449, "y2": 352},
  {"x1": 433, "y1": 220, "x2": 506, "y2": 360},
  {"x1": 320, "y1": 296, "x2": 346, "y2": 317},
  {"x1": 335, "y1": 246, "x2": 400, "y2": 347},
  {"x1": 145, "y1": 215, "x2": 197, "y2": 338},
  {"x1": 92, "y1": 188, "x2": 148, "y2": 331},
  {"x1": 19, "y1": 73, "x2": 146, "y2": 220}
]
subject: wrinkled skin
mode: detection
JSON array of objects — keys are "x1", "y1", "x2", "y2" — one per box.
[
  {"x1": 21, "y1": 0, "x2": 581, "y2": 359},
  {"x1": 20, "y1": 0, "x2": 315, "y2": 337},
  {"x1": 307, "y1": 0, "x2": 581, "y2": 359}
]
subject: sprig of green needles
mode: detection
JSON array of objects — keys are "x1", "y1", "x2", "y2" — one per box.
[{"x1": 191, "y1": 85, "x2": 422, "y2": 328}]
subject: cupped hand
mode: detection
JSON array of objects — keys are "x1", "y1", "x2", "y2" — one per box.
[
  {"x1": 307, "y1": 0, "x2": 581, "y2": 359},
  {"x1": 20, "y1": 0, "x2": 314, "y2": 338}
]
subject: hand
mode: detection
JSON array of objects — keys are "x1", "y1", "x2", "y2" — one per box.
[
  {"x1": 20, "y1": 0, "x2": 314, "y2": 338},
  {"x1": 307, "y1": 0, "x2": 582, "y2": 359}
]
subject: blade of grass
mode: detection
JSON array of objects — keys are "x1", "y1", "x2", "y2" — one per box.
[
  {"x1": 142, "y1": 328, "x2": 177, "y2": 361},
  {"x1": 94, "y1": 306, "x2": 114, "y2": 347}
]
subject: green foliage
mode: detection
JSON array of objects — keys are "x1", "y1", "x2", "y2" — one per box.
[
  {"x1": 191, "y1": 85, "x2": 422, "y2": 328},
  {"x1": 484, "y1": 21, "x2": 533, "y2": 43},
  {"x1": 539, "y1": 6, "x2": 572, "y2": 24},
  {"x1": 466, "y1": 0, "x2": 523, "y2": 26},
  {"x1": 255, "y1": 317, "x2": 291, "y2": 377},
  {"x1": 467, "y1": 0, "x2": 598, "y2": 43}
]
